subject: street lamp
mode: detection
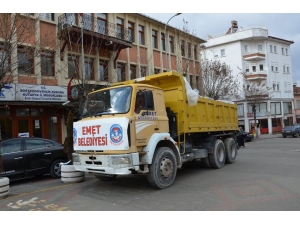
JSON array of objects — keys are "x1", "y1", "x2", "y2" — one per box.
[{"x1": 164, "y1": 13, "x2": 181, "y2": 71}]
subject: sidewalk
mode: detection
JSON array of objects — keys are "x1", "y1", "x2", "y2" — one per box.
[{"x1": 253, "y1": 133, "x2": 282, "y2": 140}]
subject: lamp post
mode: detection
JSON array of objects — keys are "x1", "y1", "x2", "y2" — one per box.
[{"x1": 164, "y1": 13, "x2": 181, "y2": 71}]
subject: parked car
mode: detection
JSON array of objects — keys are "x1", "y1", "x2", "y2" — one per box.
[
  {"x1": 0, "y1": 137, "x2": 68, "y2": 180},
  {"x1": 239, "y1": 128, "x2": 254, "y2": 142},
  {"x1": 282, "y1": 125, "x2": 300, "y2": 138}
]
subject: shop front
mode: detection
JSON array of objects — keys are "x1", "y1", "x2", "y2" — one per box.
[{"x1": 0, "y1": 84, "x2": 67, "y2": 143}]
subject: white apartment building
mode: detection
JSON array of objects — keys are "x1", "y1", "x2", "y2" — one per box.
[{"x1": 201, "y1": 21, "x2": 294, "y2": 135}]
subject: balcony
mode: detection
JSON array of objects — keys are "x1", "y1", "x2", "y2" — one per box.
[
  {"x1": 243, "y1": 52, "x2": 265, "y2": 61},
  {"x1": 244, "y1": 71, "x2": 267, "y2": 80},
  {"x1": 57, "y1": 13, "x2": 132, "y2": 65}
]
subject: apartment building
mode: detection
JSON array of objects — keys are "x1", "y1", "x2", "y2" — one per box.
[
  {"x1": 201, "y1": 21, "x2": 294, "y2": 134},
  {"x1": 0, "y1": 13, "x2": 205, "y2": 142},
  {"x1": 294, "y1": 84, "x2": 300, "y2": 124}
]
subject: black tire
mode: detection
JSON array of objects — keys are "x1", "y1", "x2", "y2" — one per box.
[
  {"x1": 50, "y1": 159, "x2": 65, "y2": 179},
  {"x1": 283, "y1": 135, "x2": 286, "y2": 138},
  {"x1": 208, "y1": 139, "x2": 226, "y2": 169},
  {"x1": 224, "y1": 138, "x2": 237, "y2": 164},
  {"x1": 94, "y1": 174, "x2": 117, "y2": 181},
  {"x1": 147, "y1": 147, "x2": 177, "y2": 189}
]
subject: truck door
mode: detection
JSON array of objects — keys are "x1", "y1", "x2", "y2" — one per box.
[{"x1": 134, "y1": 89, "x2": 158, "y2": 146}]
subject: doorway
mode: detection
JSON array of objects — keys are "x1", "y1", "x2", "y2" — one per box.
[{"x1": 17, "y1": 119, "x2": 43, "y2": 138}]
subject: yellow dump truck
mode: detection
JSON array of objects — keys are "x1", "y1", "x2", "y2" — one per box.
[{"x1": 72, "y1": 71, "x2": 239, "y2": 189}]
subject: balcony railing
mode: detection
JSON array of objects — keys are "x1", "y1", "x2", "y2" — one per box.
[
  {"x1": 58, "y1": 13, "x2": 132, "y2": 43},
  {"x1": 244, "y1": 70, "x2": 267, "y2": 80},
  {"x1": 243, "y1": 52, "x2": 265, "y2": 61}
]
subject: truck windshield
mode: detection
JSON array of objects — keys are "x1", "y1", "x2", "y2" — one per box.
[{"x1": 82, "y1": 86, "x2": 132, "y2": 118}]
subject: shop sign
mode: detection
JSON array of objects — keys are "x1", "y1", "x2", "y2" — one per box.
[{"x1": 0, "y1": 84, "x2": 67, "y2": 102}]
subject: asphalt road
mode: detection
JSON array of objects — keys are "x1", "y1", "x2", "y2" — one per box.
[{"x1": 1, "y1": 136, "x2": 300, "y2": 213}]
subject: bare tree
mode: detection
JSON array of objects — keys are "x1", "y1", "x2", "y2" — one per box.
[
  {"x1": 198, "y1": 59, "x2": 241, "y2": 100},
  {"x1": 0, "y1": 13, "x2": 57, "y2": 91}
]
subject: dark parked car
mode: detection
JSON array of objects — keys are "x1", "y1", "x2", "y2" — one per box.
[
  {"x1": 282, "y1": 125, "x2": 300, "y2": 138},
  {"x1": 0, "y1": 137, "x2": 68, "y2": 180},
  {"x1": 239, "y1": 128, "x2": 254, "y2": 142}
]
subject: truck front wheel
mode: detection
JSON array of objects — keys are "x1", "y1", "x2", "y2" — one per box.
[
  {"x1": 147, "y1": 147, "x2": 177, "y2": 189},
  {"x1": 209, "y1": 139, "x2": 226, "y2": 169}
]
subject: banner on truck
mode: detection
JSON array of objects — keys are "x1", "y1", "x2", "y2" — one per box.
[{"x1": 73, "y1": 117, "x2": 129, "y2": 151}]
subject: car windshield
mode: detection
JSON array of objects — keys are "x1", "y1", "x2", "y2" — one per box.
[{"x1": 82, "y1": 86, "x2": 132, "y2": 118}]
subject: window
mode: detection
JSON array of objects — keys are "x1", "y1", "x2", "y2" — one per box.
[
  {"x1": 25, "y1": 139, "x2": 54, "y2": 150},
  {"x1": 282, "y1": 47, "x2": 284, "y2": 55},
  {"x1": 154, "y1": 68, "x2": 160, "y2": 74},
  {"x1": 84, "y1": 57, "x2": 94, "y2": 80},
  {"x1": 138, "y1": 25, "x2": 145, "y2": 45},
  {"x1": 296, "y1": 100, "x2": 300, "y2": 109},
  {"x1": 99, "y1": 60, "x2": 108, "y2": 81},
  {"x1": 245, "y1": 64, "x2": 249, "y2": 73},
  {"x1": 244, "y1": 45, "x2": 248, "y2": 52},
  {"x1": 273, "y1": 83, "x2": 276, "y2": 91},
  {"x1": 274, "y1": 45, "x2": 277, "y2": 53},
  {"x1": 0, "y1": 43, "x2": 9, "y2": 73},
  {"x1": 181, "y1": 41, "x2": 185, "y2": 57},
  {"x1": 275, "y1": 66, "x2": 278, "y2": 72},
  {"x1": 18, "y1": 46, "x2": 34, "y2": 74},
  {"x1": 252, "y1": 65, "x2": 256, "y2": 72},
  {"x1": 41, "y1": 51, "x2": 54, "y2": 76},
  {"x1": 220, "y1": 49, "x2": 225, "y2": 57},
  {"x1": 116, "y1": 18, "x2": 124, "y2": 39},
  {"x1": 277, "y1": 83, "x2": 280, "y2": 91},
  {"x1": 0, "y1": 139, "x2": 22, "y2": 154},
  {"x1": 270, "y1": 45, "x2": 273, "y2": 53},
  {"x1": 128, "y1": 21, "x2": 134, "y2": 42},
  {"x1": 285, "y1": 48, "x2": 288, "y2": 55},
  {"x1": 140, "y1": 66, "x2": 147, "y2": 77},
  {"x1": 194, "y1": 45, "x2": 197, "y2": 60},
  {"x1": 97, "y1": 13, "x2": 107, "y2": 35},
  {"x1": 287, "y1": 66, "x2": 289, "y2": 73},
  {"x1": 259, "y1": 64, "x2": 263, "y2": 71},
  {"x1": 152, "y1": 30, "x2": 158, "y2": 49},
  {"x1": 248, "y1": 103, "x2": 267, "y2": 113},
  {"x1": 213, "y1": 49, "x2": 218, "y2": 58},
  {"x1": 40, "y1": 13, "x2": 54, "y2": 21},
  {"x1": 271, "y1": 102, "x2": 281, "y2": 115},
  {"x1": 271, "y1": 66, "x2": 274, "y2": 72},
  {"x1": 283, "y1": 65, "x2": 286, "y2": 73},
  {"x1": 238, "y1": 104, "x2": 244, "y2": 117},
  {"x1": 169, "y1": 36, "x2": 174, "y2": 53},
  {"x1": 283, "y1": 102, "x2": 292, "y2": 114},
  {"x1": 258, "y1": 44, "x2": 262, "y2": 52},
  {"x1": 135, "y1": 90, "x2": 154, "y2": 114},
  {"x1": 117, "y1": 62, "x2": 125, "y2": 81},
  {"x1": 187, "y1": 43, "x2": 192, "y2": 58},
  {"x1": 130, "y1": 65, "x2": 136, "y2": 80},
  {"x1": 68, "y1": 55, "x2": 79, "y2": 78},
  {"x1": 83, "y1": 13, "x2": 92, "y2": 30},
  {"x1": 161, "y1": 33, "x2": 166, "y2": 51}
]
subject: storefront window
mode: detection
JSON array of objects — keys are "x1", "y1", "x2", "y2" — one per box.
[
  {"x1": 16, "y1": 108, "x2": 30, "y2": 116},
  {"x1": 0, "y1": 118, "x2": 12, "y2": 140},
  {"x1": 31, "y1": 108, "x2": 44, "y2": 116}
]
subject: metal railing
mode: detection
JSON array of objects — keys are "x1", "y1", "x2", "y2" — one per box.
[{"x1": 58, "y1": 13, "x2": 132, "y2": 43}]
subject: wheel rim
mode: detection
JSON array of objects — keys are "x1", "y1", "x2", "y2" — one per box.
[
  {"x1": 217, "y1": 146, "x2": 225, "y2": 162},
  {"x1": 54, "y1": 163, "x2": 61, "y2": 176},
  {"x1": 230, "y1": 143, "x2": 236, "y2": 158},
  {"x1": 160, "y1": 156, "x2": 174, "y2": 179}
]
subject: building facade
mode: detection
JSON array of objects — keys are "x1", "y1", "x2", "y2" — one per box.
[
  {"x1": 201, "y1": 21, "x2": 294, "y2": 134},
  {"x1": 293, "y1": 84, "x2": 300, "y2": 124},
  {"x1": 0, "y1": 13, "x2": 204, "y2": 142}
]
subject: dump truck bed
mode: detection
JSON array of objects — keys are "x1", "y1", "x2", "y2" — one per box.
[{"x1": 114, "y1": 71, "x2": 239, "y2": 134}]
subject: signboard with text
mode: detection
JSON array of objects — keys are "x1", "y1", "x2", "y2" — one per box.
[
  {"x1": 0, "y1": 84, "x2": 67, "y2": 102},
  {"x1": 73, "y1": 117, "x2": 129, "y2": 151}
]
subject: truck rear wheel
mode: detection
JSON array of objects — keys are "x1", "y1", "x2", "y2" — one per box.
[
  {"x1": 224, "y1": 138, "x2": 237, "y2": 164},
  {"x1": 147, "y1": 147, "x2": 177, "y2": 189},
  {"x1": 208, "y1": 139, "x2": 226, "y2": 169}
]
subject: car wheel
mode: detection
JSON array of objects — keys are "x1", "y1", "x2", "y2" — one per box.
[
  {"x1": 50, "y1": 159, "x2": 65, "y2": 179},
  {"x1": 283, "y1": 135, "x2": 286, "y2": 138}
]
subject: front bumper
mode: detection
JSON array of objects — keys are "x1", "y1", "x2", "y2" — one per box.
[{"x1": 72, "y1": 153, "x2": 140, "y2": 175}]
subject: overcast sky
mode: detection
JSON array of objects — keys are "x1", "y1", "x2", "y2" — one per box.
[{"x1": 145, "y1": 13, "x2": 300, "y2": 86}]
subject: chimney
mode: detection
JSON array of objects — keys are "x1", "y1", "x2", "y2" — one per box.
[{"x1": 231, "y1": 20, "x2": 238, "y2": 29}]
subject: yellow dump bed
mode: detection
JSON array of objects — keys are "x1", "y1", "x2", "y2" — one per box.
[{"x1": 115, "y1": 71, "x2": 239, "y2": 134}]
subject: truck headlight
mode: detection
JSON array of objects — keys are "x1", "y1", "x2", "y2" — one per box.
[
  {"x1": 72, "y1": 153, "x2": 80, "y2": 164},
  {"x1": 112, "y1": 157, "x2": 131, "y2": 165}
]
